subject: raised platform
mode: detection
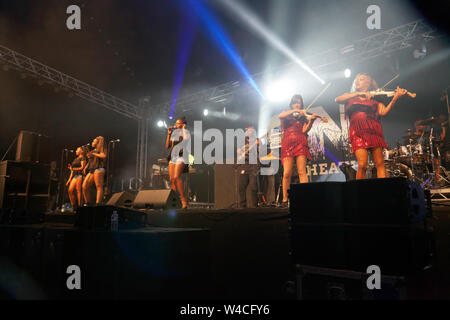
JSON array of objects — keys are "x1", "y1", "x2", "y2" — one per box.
[
  {"x1": 430, "y1": 187, "x2": 450, "y2": 203},
  {"x1": 1, "y1": 204, "x2": 449, "y2": 299}
]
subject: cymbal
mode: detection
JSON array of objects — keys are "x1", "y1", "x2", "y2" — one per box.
[
  {"x1": 417, "y1": 117, "x2": 445, "y2": 126},
  {"x1": 402, "y1": 135, "x2": 418, "y2": 141}
]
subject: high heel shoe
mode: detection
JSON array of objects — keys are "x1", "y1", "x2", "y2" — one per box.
[{"x1": 181, "y1": 200, "x2": 188, "y2": 209}]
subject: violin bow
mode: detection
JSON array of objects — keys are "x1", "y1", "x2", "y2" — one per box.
[
  {"x1": 304, "y1": 82, "x2": 332, "y2": 112},
  {"x1": 379, "y1": 74, "x2": 399, "y2": 91}
]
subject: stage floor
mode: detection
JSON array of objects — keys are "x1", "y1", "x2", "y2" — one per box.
[{"x1": 1, "y1": 205, "x2": 449, "y2": 299}]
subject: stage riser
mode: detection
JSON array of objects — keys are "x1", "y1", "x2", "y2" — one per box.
[{"x1": 0, "y1": 225, "x2": 212, "y2": 299}]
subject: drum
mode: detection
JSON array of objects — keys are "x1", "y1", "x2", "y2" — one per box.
[
  {"x1": 369, "y1": 160, "x2": 412, "y2": 179},
  {"x1": 398, "y1": 145, "x2": 411, "y2": 157},
  {"x1": 383, "y1": 149, "x2": 397, "y2": 161},
  {"x1": 412, "y1": 143, "x2": 423, "y2": 155},
  {"x1": 385, "y1": 162, "x2": 413, "y2": 179}
]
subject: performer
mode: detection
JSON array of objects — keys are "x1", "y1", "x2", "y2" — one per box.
[
  {"x1": 335, "y1": 73, "x2": 407, "y2": 179},
  {"x1": 166, "y1": 116, "x2": 190, "y2": 209},
  {"x1": 236, "y1": 126, "x2": 260, "y2": 208},
  {"x1": 66, "y1": 146, "x2": 87, "y2": 211},
  {"x1": 82, "y1": 136, "x2": 107, "y2": 205},
  {"x1": 415, "y1": 115, "x2": 447, "y2": 184},
  {"x1": 278, "y1": 94, "x2": 318, "y2": 206}
]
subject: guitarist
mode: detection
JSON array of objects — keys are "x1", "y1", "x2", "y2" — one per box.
[{"x1": 236, "y1": 126, "x2": 260, "y2": 208}]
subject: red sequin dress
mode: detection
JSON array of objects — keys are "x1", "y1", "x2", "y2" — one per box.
[
  {"x1": 345, "y1": 97, "x2": 388, "y2": 153},
  {"x1": 280, "y1": 116, "x2": 311, "y2": 163}
]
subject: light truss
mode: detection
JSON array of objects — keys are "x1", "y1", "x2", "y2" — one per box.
[
  {"x1": 154, "y1": 19, "x2": 443, "y2": 113},
  {"x1": 0, "y1": 44, "x2": 141, "y2": 120}
]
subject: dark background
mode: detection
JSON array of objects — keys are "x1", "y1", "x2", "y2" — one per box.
[{"x1": 0, "y1": 0, "x2": 449, "y2": 198}]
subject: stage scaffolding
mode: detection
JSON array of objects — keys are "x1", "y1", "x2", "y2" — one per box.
[{"x1": 0, "y1": 19, "x2": 443, "y2": 186}]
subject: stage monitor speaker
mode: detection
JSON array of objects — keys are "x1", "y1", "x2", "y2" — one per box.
[
  {"x1": 15, "y1": 130, "x2": 51, "y2": 164},
  {"x1": 289, "y1": 178, "x2": 427, "y2": 224},
  {"x1": 344, "y1": 177, "x2": 427, "y2": 224},
  {"x1": 133, "y1": 189, "x2": 181, "y2": 210},
  {"x1": 106, "y1": 191, "x2": 135, "y2": 207}
]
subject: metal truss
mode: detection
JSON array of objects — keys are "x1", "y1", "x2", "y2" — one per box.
[
  {"x1": 0, "y1": 44, "x2": 141, "y2": 120},
  {"x1": 302, "y1": 19, "x2": 441, "y2": 71},
  {"x1": 154, "y1": 19, "x2": 442, "y2": 113}
]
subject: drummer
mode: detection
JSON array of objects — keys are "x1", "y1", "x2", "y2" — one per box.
[{"x1": 415, "y1": 116, "x2": 446, "y2": 184}]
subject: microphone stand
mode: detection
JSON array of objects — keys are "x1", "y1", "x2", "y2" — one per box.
[
  {"x1": 57, "y1": 148, "x2": 70, "y2": 211},
  {"x1": 106, "y1": 140, "x2": 119, "y2": 200}
]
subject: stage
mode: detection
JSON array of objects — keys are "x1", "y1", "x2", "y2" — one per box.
[{"x1": 0, "y1": 203, "x2": 449, "y2": 300}]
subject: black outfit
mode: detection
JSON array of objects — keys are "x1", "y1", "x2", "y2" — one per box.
[
  {"x1": 71, "y1": 156, "x2": 86, "y2": 176},
  {"x1": 237, "y1": 140, "x2": 259, "y2": 208},
  {"x1": 86, "y1": 150, "x2": 105, "y2": 174},
  {"x1": 259, "y1": 141, "x2": 276, "y2": 205}
]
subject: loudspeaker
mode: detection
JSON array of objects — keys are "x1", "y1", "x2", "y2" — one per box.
[
  {"x1": 133, "y1": 189, "x2": 181, "y2": 209},
  {"x1": 289, "y1": 178, "x2": 426, "y2": 224},
  {"x1": 289, "y1": 182, "x2": 345, "y2": 223},
  {"x1": 15, "y1": 130, "x2": 51, "y2": 164},
  {"x1": 214, "y1": 164, "x2": 238, "y2": 209},
  {"x1": 106, "y1": 191, "x2": 135, "y2": 207},
  {"x1": 0, "y1": 161, "x2": 50, "y2": 216},
  {"x1": 344, "y1": 177, "x2": 426, "y2": 224}
]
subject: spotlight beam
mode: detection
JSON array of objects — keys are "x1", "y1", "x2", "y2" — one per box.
[
  {"x1": 216, "y1": 0, "x2": 325, "y2": 84},
  {"x1": 170, "y1": 11, "x2": 198, "y2": 119},
  {"x1": 184, "y1": 0, "x2": 262, "y2": 96}
]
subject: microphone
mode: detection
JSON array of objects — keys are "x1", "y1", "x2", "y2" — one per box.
[{"x1": 82, "y1": 143, "x2": 90, "y2": 147}]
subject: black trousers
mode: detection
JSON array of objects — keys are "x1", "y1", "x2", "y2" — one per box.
[{"x1": 238, "y1": 167, "x2": 258, "y2": 208}]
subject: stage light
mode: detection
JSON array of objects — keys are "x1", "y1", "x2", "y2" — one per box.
[
  {"x1": 203, "y1": 109, "x2": 209, "y2": 116},
  {"x1": 344, "y1": 69, "x2": 351, "y2": 78},
  {"x1": 413, "y1": 43, "x2": 427, "y2": 59},
  {"x1": 265, "y1": 79, "x2": 295, "y2": 102},
  {"x1": 157, "y1": 120, "x2": 164, "y2": 127},
  {"x1": 216, "y1": 0, "x2": 324, "y2": 84}
]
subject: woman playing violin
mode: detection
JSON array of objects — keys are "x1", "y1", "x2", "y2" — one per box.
[
  {"x1": 278, "y1": 94, "x2": 320, "y2": 206},
  {"x1": 335, "y1": 73, "x2": 407, "y2": 179}
]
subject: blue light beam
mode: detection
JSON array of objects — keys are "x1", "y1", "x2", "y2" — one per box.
[{"x1": 183, "y1": 0, "x2": 263, "y2": 97}]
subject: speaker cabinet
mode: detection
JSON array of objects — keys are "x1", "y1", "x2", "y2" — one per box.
[
  {"x1": 214, "y1": 164, "x2": 239, "y2": 209},
  {"x1": 133, "y1": 189, "x2": 181, "y2": 210},
  {"x1": 106, "y1": 191, "x2": 135, "y2": 207},
  {"x1": 0, "y1": 161, "x2": 50, "y2": 215},
  {"x1": 15, "y1": 130, "x2": 51, "y2": 164},
  {"x1": 289, "y1": 178, "x2": 426, "y2": 224}
]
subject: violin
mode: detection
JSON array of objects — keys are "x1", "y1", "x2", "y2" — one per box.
[
  {"x1": 293, "y1": 111, "x2": 328, "y2": 123},
  {"x1": 368, "y1": 88, "x2": 416, "y2": 99},
  {"x1": 306, "y1": 113, "x2": 328, "y2": 123}
]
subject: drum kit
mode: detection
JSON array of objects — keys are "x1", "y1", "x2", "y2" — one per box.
[{"x1": 372, "y1": 116, "x2": 449, "y2": 187}]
